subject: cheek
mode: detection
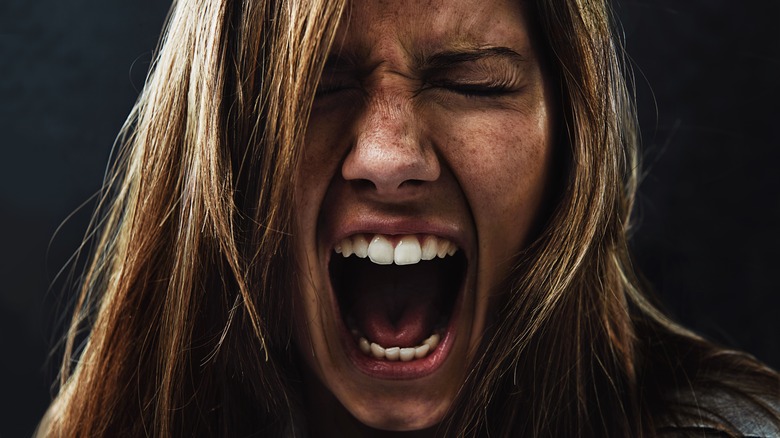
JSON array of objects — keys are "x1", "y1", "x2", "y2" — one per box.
[
  {"x1": 293, "y1": 169, "x2": 321, "y2": 258},
  {"x1": 437, "y1": 113, "x2": 553, "y2": 260},
  {"x1": 296, "y1": 121, "x2": 349, "y2": 233}
]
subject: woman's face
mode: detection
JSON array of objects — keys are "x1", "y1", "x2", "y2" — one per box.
[{"x1": 294, "y1": 0, "x2": 554, "y2": 431}]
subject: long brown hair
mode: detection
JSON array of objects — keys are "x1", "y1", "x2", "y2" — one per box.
[
  {"x1": 443, "y1": 1, "x2": 779, "y2": 436},
  {"x1": 39, "y1": 0, "x2": 778, "y2": 436}
]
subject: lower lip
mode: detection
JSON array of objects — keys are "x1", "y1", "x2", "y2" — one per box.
[{"x1": 337, "y1": 284, "x2": 464, "y2": 380}]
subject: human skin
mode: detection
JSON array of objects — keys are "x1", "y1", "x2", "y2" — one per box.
[{"x1": 293, "y1": 0, "x2": 555, "y2": 432}]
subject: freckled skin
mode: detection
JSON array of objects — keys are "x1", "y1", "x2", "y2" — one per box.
[{"x1": 294, "y1": 0, "x2": 555, "y2": 433}]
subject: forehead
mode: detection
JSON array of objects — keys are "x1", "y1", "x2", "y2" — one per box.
[{"x1": 339, "y1": 0, "x2": 533, "y2": 62}]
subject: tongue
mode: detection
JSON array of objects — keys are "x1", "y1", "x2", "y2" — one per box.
[{"x1": 348, "y1": 263, "x2": 442, "y2": 348}]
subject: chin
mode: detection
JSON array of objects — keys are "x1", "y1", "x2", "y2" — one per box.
[{"x1": 348, "y1": 390, "x2": 452, "y2": 431}]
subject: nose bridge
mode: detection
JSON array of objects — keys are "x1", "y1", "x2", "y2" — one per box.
[
  {"x1": 363, "y1": 91, "x2": 412, "y2": 152},
  {"x1": 342, "y1": 86, "x2": 439, "y2": 194}
]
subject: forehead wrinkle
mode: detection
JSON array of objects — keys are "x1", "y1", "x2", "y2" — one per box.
[
  {"x1": 400, "y1": 4, "x2": 530, "y2": 75},
  {"x1": 328, "y1": 13, "x2": 372, "y2": 72},
  {"x1": 333, "y1": 0, "x2": 532, "y2": 79}
]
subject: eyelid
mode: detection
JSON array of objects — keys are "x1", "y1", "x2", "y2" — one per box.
[
  {"x1": 316, "y1": 82, "x2": 351, "y2": 96},
  {"x1": 434, "y1": 78, "x2": 512, "y2": 88},
  {"x1": 425, "y1": 71, "x2": 522, "y2": 98},
  {"x1": 426, "y1": 61, "x2": 521, "y2": 84},
  {"x1": 315, "y1": 72, "x2": 361, "y2": 97}
]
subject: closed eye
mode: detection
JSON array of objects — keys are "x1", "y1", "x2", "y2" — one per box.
[
  {"x1": 427, "y1": 80, "x2": 517, "y2": 99},
  {"x1": 315, "y1": 83, "x2": 353, "y2": 98},
  {"x1": 315, "y1": 71, "x2": 362, "y2": 99}
]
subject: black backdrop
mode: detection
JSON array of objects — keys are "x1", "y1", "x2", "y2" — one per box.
[{"x1": 1, "y1": 1, "x2": 778, "y2": 436}]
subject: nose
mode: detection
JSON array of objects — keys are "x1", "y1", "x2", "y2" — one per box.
[{"x1": 341, "y1": 93, "x2": 439, "y2": 197}]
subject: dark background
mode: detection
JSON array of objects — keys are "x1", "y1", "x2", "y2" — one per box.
[{"x1": 1, "y1": 1, "x2": 778, "y2": 436}]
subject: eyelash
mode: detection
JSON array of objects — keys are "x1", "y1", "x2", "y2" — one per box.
[
  {"x1": 314, "y1": 80, "x2": 516, "y2": 100},
  {"x1": 315, "y1": 84, "x2": 354, "y2": 98},
  {"x1": 426, "y1": 79, "x2": 516, "y2": 99},
  {"x1": 441, "y1": 82, "x2": 513, "y2": 97}
]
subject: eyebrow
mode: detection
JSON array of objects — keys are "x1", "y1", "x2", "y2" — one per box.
[
  {"x1": 322, "y1": 46, "x2": 528, "y2": 73},
  {"x1": 417, "y1": 47, "x2": 528, "y2": 70},
  {"x1": 323, "y1": 50, "x2": 364, "y2": 72}
]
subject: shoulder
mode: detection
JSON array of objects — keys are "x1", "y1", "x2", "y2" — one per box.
[
  {"x1": 660, "y1": 388, "x2": 780, "y2": 437},
  {"x1": 635, "y1": 322, "x2": 780, "y2": 436}
]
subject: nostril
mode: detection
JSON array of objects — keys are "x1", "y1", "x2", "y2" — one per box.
[
  {"x1": 350, "y1": 179, "x2": 376, "y2": 191},
  {"x1": 341, "y1": 143, "x2": 440, "y2": 191},
  {"x1": 399, "y1": 179, "x2": 426, "y2": 189},
  {"x1": 341, "y1": 105, "x2": 440, "y2": 195}
]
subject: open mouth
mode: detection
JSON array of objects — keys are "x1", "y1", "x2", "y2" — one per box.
[{"x1": 329, "y1": 233, "x2": 467, "y2": 373}]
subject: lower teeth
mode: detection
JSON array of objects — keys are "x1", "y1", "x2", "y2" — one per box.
[{"x1": 354, "y1": 332, "x2": 441, "y2": 361}]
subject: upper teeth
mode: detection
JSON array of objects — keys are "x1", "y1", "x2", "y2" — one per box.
[{"x1": 334, "y1": 234, "x2": 457, "y2": 265}]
